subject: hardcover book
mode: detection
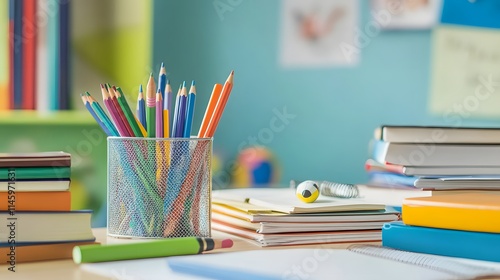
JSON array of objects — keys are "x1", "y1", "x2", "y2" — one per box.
[
  {"x1": 374, "y1": 125, "x2": 500, "y2": 144},
  {"x1": 383, "y1": 221, "x2": 500, "y2": 263},
  {"x1": 402, "y1": 193, "x2": 500, "y2": 233}
]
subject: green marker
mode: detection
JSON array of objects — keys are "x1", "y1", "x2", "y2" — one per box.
[{"x1": 72, "y1": 237, "x2": 233, "y2": 263}]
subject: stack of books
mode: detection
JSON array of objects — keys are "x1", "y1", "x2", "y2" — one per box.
[
  {"x1": 360, "y1": 125, "x2": 500, "y2": 206},
  {"x1": 382, "y1": 193, "x2": 500, "y2": 263},
  {"x1": 211, "y1": 188, "x2": 400, "y2": 246},
  {"x1": 0, "y1": 152, "x2": 95, "y2": 263}
]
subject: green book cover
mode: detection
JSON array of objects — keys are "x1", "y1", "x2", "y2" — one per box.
[{"x1": 0, "y1": 166, "x2": 70, "y2": 180}]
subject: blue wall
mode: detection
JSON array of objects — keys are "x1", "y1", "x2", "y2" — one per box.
[{"x1": 153, "y1": 0, "x2": 499, "y2": 187}]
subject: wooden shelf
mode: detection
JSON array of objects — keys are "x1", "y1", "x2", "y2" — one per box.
[{"x1": 0, "y1": 111, "x2": 96, "y2": 125}]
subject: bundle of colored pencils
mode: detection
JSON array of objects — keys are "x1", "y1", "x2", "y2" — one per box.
[{"x1": 82, "y1": 63, "x2": 234, "y2": 139}]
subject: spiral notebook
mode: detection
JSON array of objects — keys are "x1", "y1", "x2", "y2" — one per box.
[
  {"x1": 167, "y1": 245, "x2": 500, "y2": 280},
  {"x1": 212, "y1": 188, "x2": 385, "y2": 214}
]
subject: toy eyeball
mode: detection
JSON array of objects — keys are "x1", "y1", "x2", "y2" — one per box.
[{"x1": 296, "y1": 180, "x2": 320, "y2": 203}]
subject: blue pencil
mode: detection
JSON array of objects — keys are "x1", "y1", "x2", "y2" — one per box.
[
  {"x1": 158, "y1": 63, "x2": 167, "y2": 99},
  {"x1": 81, "y1": 94, "x2": 112, "y2": 136},
  {"x1": 183, "y1": 80, "x2": 196, "y2": 138},
  {"x1": 171, "y1": 84, "x2": 182, "y2": 138},
  {"x1": 137, "y1": 85, "x2": 147, "y2": 130},
  {"x1": 84, "y1": 92, "x2": 119, "y2": 136},
  {"x1": 176, "y1": 81, "x2": 188, "y2": 138}
]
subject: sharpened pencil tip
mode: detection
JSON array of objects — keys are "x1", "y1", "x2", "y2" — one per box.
[
  {"x1": 85, "y1": 92, "x2": 90, "y2": 96},
  {"x1": 166, "y1": 79, "x2": 170, "y2": 85},
  {"x1": 139, "y1": 84, "x2": 143, "y2": 92},
  {"x1": 182, "y1": 81, "x2": 186, "y2": 88},
  {"x1": 230, "y1": 70, "x2": 234, "y2": 75},
  {"x1": 191, "y1": 80, "x2": 195, "y2": 86},
  {"x1": 161, "y1": 62, "x2": 164, "y2": 68},
  {"x1": 100, "y1": 84, "x2": 105, "y2": 89},
  {"x1": 150, "y1": 72, "x2": 153, "y2": 77}
]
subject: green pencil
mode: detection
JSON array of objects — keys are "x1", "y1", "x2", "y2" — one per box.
[
  {"x1": 72, "y1": 237, "x2": 233, "y2": 263},
  {"x1": 115, "y1": 87, "x2": 144, "y2": 137},
  {"x1": 146, "y1": 73, "x2": 156, "y2": 137}
]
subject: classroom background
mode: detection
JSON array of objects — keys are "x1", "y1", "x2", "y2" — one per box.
[{"x1": 1, "y1": 0, "x2": 499, "y2": 227}]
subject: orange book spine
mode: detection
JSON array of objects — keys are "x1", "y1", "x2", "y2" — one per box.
[{"x1": 0, "y1": 191, "x2": 71, "y2": 211}]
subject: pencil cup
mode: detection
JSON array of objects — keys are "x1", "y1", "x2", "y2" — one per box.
[{"x1": 107, "y1": 137, "x2": 212, "y2": 239}]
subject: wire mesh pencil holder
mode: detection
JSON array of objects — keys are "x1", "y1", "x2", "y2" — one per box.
[{"x1": 107, "y1": 136, "x2": 212, "y2": 239}]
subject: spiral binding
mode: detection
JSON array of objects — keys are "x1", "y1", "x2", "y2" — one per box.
[
  {"x1": 348, "y1": 244, "x2": 500, "y2": 279},
  {"x1": 290, "y1": 180, "x2": 359, "y2": 199},
  {"x1": 319, "y1": 181, "x2": 359, "y2": 198}
]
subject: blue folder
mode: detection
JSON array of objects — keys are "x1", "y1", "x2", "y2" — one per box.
[{"x1": 382, "y1": 221, "x2": 500, "y2": 263}]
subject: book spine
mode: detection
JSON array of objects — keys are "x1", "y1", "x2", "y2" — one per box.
[
  {"x1": 382, "y1": 222, "x2": 500, "y2": 263},
  {"x1": 402, "y1": 202, "x2": 500, "y2": 233}
]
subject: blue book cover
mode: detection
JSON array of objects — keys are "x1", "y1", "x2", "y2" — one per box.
[
  {"x1": 441, "y1": 0, "x2": 500, "y2": 29},
  {"x1": 382, "y1": 221, "x2": 500, "y2": 263}
]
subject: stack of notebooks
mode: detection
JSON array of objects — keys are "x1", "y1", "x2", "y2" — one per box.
[
  {"x1": 211, "y1": 188, "x2": 400, "y2": 246},
  {"x1": 360, "y1": 125, "x2": 500, "y2": 206},
  {"x1": 382, "y1": 193, "x2": 500, "y2": 263},
  {"x1": 0, "y1": 152, "x2": 96, "y2": 263}
]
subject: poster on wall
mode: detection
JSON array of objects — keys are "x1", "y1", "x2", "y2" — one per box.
[
  {"x1": 429, "y1": 0, "x2": 500, "y2": 119},
  {"x1": 279, "y1": 0, "x2": 359, "y2": 67},
  {"x1": 370, "y1": 0, "x2": 442, "y2": 29}
]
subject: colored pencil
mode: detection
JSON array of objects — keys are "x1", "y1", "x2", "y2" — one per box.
[
  {"x1": 204, "y1": 71, "x2": 234, "y2": 137},
  {"x1": 171, "y1": 84, "x2": 182, "y2": 138},
  {"x1": 156, "y1": 89, "x2": 163, "y2": 138},
  {"x1": 135, "y1": 115, "x2": 147, "y2": 137},
  {"x1": 137, "y1": 84, "x2": 147, "y2": 131},
  {"x1": 158, "y1": 62, "x2": 167, "y2": 99},
  {"x1": 101, "y1": 84, "x2": 128, "y2": 136},
  {"x1": 72, "y1": 237, "x2": 233, "y2": 263},
  {"x1": 115, "y1": 87, "x2": 143, "y2": 137},
  {"x1": 164, "y1": 80, "x2": 172, "y2": 138},
  {"x1": 177, "y1": 81, "x2": 188, "y2": 138},
  {"x1": 110, "y1": 85, "x2": 134, "y2": 137},
  {"x1": 183, "y1": 80, "x2": 196, "y2": 138},
  {"x1": 85, "y1": 92, "x2": 119, "y2": 136},
  {"x1": 197, "y1": 83, "x2": 222, "y2": 137},
  {"x1": 146, "y1": 73, "x2": 156, "y2": 138},
  {"x1": 81, "y1": 94, "x2": 112, "y2": 136}
]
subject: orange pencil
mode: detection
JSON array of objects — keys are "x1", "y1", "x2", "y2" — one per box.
[
  {"x1": 204, "y1": 71, "x2": 234, "y2": 138},
  {"x1": 197, "y1": 83, "x2": 223, "y2": 138}
]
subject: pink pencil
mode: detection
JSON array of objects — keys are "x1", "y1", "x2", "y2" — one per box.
[
  {"x1": 101, "y1": 84, "x2": 129, "y2": 136},
  {"x1": 156, "y1": 89, "x2": 164, "y2": 138}
]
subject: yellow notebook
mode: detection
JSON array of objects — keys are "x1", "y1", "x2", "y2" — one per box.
[{"x1": 402, "y1": 193, "x2": 500, "y2": 233}]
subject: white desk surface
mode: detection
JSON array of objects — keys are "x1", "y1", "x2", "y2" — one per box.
[{"x1": 0, "y1": 227, "x2": 381, "y2": 279}]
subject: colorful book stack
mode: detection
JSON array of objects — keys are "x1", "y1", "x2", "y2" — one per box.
[
  {"x1": 1, "y1": 0, "x2": 71, "y2": 110},
  {"x1": 360, "y1": 125, "x2": 500, "y2": 206},
  {"x1": 382, "y1": 193, "x2": 500, "y2": 263},
  {"x1": 211, "y1": 188, "x2": 400, "y2": 247},
  {"x1": 0, "y1": 152, "x2": 96, "y2": 263}
]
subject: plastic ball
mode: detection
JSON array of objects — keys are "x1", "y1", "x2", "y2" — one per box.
[
  {"x1": 232, "y1": 146, "x2": 280, "y2": 188},
  {"x1": 296, "y1": 180, "x2": 320, "y2": 203}
]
